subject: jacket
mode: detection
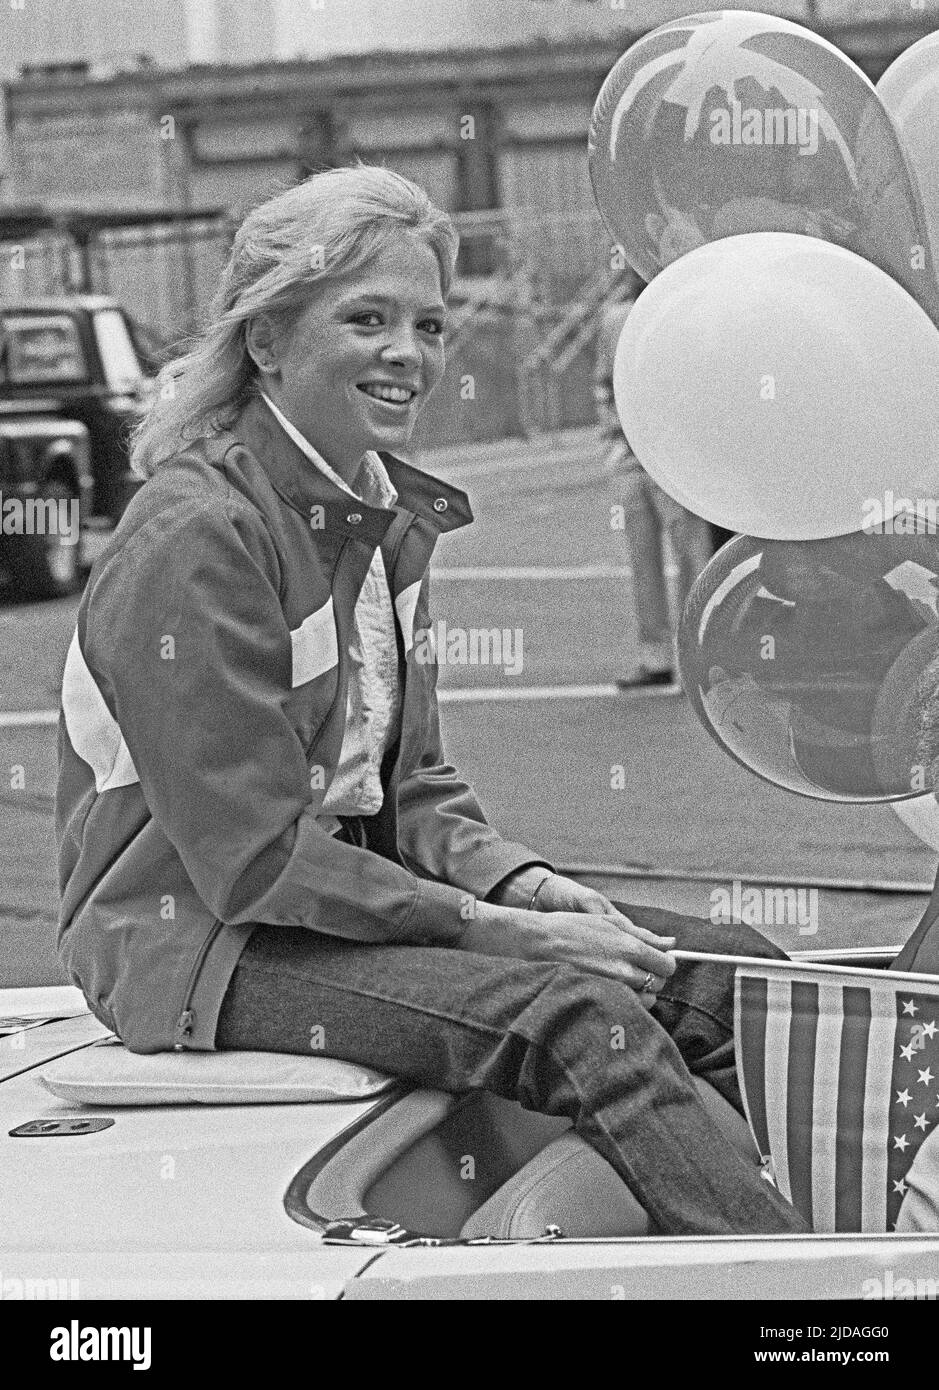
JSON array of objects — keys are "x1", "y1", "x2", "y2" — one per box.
[{"x1": 55, "y1": 395, "x2": 548, "y2": 1052}]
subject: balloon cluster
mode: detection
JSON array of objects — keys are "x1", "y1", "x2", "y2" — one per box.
[{"x1": 589, "y1": 11, "x2": 939, "y2": 805}]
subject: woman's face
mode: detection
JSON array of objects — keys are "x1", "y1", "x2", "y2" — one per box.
[{"x1": 254, "y1": 233, "x2": 447, "y2": 480}]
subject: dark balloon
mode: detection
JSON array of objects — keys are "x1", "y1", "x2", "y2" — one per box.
[
  {"x1": 677, "y1": 532, "x2": 939, "y2": 801},
  {"x1": 589, "y1": 9, "x2": 939, "y2": 323}
]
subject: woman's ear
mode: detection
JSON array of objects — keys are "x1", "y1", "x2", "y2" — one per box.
[{"x1": 245, "y1": 314, "x2": 280, "y2": 376}]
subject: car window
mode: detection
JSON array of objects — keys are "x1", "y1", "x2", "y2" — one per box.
[
  {"x1": 0, "y1": 313, "x2": 88, "y2": 384},
  {"x1": 92, "y1": 308, "x2": 145, "y2": 393}
]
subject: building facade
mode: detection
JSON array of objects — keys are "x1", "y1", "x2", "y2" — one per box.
[{"x1": 1, "y1": 7, "x2": 936, "y2": 439}]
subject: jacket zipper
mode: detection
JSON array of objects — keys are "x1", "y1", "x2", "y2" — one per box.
[
  {"x1": 174, "y1": 518, "x2": 423, "y2": 1049},
  {"x1": 304, "y1": 537, "x2": 353, "y2": 755},
  {"x1": 174, "y1": 536, "x2": 367, "y2": 1049},
  {"x1": 384, "y1": 509, "x2": 414, "y2": 579},
  {"x1": 174, "y1": 919, "x2": 224, "y2": 1051}
]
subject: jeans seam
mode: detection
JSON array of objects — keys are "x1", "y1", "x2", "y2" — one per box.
[
  {"x1": 655, "y1": 989, "x2": 731, "y2": 1035},
  {"x1": 231, "y1": 957, "x2": 510, "y2": 1043}
]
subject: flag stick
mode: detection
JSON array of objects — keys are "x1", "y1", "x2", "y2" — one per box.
[{"x1": 671, "y1": 950, "x2": 939, "y2": 985}]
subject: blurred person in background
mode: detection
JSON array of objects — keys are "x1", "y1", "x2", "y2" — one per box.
[{"x1": 594, "y1": 277, "x2": 718, "y2": 690}]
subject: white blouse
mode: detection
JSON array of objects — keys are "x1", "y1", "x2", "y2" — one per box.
[{"x1": 259, "y1": 392, "x2": 403, "y2": 831}]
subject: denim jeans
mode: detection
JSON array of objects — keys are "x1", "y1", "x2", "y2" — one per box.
[
  {"x1": 215, "y1": 898, "x2": 808, "y2": 1236},
  {"x1": 607, "y1": 445, "x2": 712, "y2": 671}
]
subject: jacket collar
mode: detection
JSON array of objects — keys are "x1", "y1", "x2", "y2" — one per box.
[
  {"x1": 258, "y1": 390, "x2": 399, "y2": 512},
  {"x1": 228, "y1": 393, "x2": 474, "y2": 544}
]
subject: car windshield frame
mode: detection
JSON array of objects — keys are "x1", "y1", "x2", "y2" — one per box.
[
  {"x1": 91, "y1": 307, "x2": 146, "y2": 394},
  {"x1": 0, "y1": 311, "x2": 89, "y2": 386}
]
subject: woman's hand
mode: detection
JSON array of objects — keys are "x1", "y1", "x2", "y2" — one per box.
[
  {"x1": 460, "y1": 897, "x2": 676, "y2": 1008},
  {"x1": 488, "y1": 870, "x2": 676, "y2": 997}
]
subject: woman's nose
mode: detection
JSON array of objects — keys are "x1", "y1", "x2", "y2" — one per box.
[{"x1": 380, "y1": 327, "x2": 423, "y2": 367}]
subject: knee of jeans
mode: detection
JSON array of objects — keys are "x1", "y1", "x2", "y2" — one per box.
[{"x1": 526, "y1": 962, "x2": 649, "y2": 1041}]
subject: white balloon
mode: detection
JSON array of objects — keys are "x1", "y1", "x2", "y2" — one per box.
[{"x1": 613, "y1": 231, "x2": 939, "y2": 540}]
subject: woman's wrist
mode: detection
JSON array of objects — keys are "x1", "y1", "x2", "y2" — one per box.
[
  {"x1": 459, "y1": 899, "x2": 534, "y2": 958},
  {"x1": 487, "y1": 864, "x2": 555, "y2": 910},
  {"x1": 526, "y1": 872, "x2": 555, "y2": 911}
]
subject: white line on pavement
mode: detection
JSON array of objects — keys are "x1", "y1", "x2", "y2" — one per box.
[
  {"x1": 0, "y1": 683, "x2": 677, "y2": 726},
  {"x1": 438, "y1": 683, "x2": 681, "y2": 703},
  {"x1": 417, "y1": 437, "x2": 597, "y2": 481},
  {"x1": 434, "y1": 565, "x2": 631, "y2": 581},
  {"x1": 0, "y1": 710, "x2": 59, "y2": 728}
]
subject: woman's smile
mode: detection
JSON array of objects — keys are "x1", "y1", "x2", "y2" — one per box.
[{"x1": 356, "y1": 381, "x2": 418, "y2": 405}]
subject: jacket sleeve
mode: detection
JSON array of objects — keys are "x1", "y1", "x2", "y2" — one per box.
[
  {"x1": 395, "y1": 577, "x2": 553, "y2": 899},
  {"x1": 83, "y1": 493, "x2": 471, "y2": 947}
]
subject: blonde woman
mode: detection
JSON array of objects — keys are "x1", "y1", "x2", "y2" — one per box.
[{"x1": 55, "y1": 166, "x2": 805, "y2": 1236}]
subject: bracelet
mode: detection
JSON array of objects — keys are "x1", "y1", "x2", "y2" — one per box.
[{"x1": 526, "y1": 872, "x2": 555, "y2": 911}]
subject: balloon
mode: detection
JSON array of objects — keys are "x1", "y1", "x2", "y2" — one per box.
[
  {"x1": 878, "y1": 31, "x2": 939, "y2": 277},
  {"x1": 589, "y1": 9, "x2": 939, "y2": 322},
  {"x1": 613, "y1": 232, "x2": 939, "y2": 540},
  {"x1": 677, "y1": 531, "x2": 939, "y2": 802}
]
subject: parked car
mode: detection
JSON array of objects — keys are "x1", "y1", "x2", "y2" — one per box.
[
  {"x1": 0, "y1": 296, "x2": 154, "y2": 598},
  {"x1": 1, "y1": 941, "x2": 937, "y2": 1301}
]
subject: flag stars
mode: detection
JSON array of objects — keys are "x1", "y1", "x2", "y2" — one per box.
[
  {"x1": 896, "y1": 1088, "x2": 913, "y2": 1108},
  {"x1": 918, "y1": 1067, "x2": 935, "y2": 1086},
  {"x1": 894, "y1": 1134, "x2": 911, "y2": 1151},
  {"x1": 922, "y1": 1020, "x2": 938, "y2": 1039},
  {"x1": 893, "y1": 1178, "x2": 909, "y2": 1196},
  {"x1": 914, "y1": 1113, "x2": 931, "y2": 1132},
  {"x1": 900, "y1": 1041, "x2": 918, "y2": 1062},
  {"x1": 902, "y1": 1000, "x2": 920, "y2": 1016}
]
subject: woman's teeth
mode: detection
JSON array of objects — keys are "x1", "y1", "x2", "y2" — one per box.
[{"x1": 359, "y1": 384, "x2": 414, "y2": 403}]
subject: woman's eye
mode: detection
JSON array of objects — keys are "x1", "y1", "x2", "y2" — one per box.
[
  {"x1": 351, "y1": 312, "x2": 383, "y2": 327},
  {"x1": 420, "y1": 320, "x2": 445, "y2": 337}
]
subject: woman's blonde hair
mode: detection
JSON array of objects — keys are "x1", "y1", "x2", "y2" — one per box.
[{"x1": 130, "y1": 164, "x2": 459, "y2": 478}]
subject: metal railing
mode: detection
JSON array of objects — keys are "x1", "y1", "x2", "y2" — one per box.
[
  {"x1": 1, "y1": 207, "x2": 621, "y2": 441},
  {"x1": 519, "y1": 261, "x2": 629, "y2": 436}
]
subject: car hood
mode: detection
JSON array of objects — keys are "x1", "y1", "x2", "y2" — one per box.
[{"x1": 0, "y1": 990, "x2": 384, "y2": 1296}]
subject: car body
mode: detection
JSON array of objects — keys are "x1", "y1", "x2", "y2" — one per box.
[
  {"x1": 0, "y1": 296, "x2": 153, "y2": 596},
  {"x1": 2, "y1": 944, "x2": 938, "y2": 1302}
]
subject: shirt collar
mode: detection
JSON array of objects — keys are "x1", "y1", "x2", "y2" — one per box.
[{"x1": 259, "y1": 390, "x2": 399, "y2": 512}]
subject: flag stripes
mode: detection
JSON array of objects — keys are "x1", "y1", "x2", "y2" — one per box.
[
  {"x1": 764, "y1": 976, "x2": 793, "y2": 1206},
  {"x1": 834, "y1": 988, "x2": 872, "y2": 1233},
  {"x1": 735, "y1": 962, "x2": 939, "y2": 1233},
  {"x1": 785, "y1": 979, "x2": 818, "y2": 1222},
  {"x1": 810, "y1": 982, "x2": 844, "y2": 1232},
  {"x1": 860, "y1": 989, "x2": 899, "y2": 1231},
  {"x1": 735, "y1": 972, "x2": 771, "y2": 1163}
]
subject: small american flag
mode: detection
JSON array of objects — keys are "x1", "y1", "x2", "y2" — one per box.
[{"x1": 732, "y1": 959, "x2": 939, "y2": 1232}]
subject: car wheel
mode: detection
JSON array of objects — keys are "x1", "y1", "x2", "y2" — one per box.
[{"x1": 6, "y1": 477, "x2": 84, "y2": 600}]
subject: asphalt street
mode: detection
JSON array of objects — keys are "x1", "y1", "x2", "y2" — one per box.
[{"x1": 1, "y1": 426, "x2": 936, "y2": 986}]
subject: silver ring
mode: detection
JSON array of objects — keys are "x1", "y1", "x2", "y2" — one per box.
[{"x1": 641, "y1": 971, "x2": 656, "y2": 993}]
